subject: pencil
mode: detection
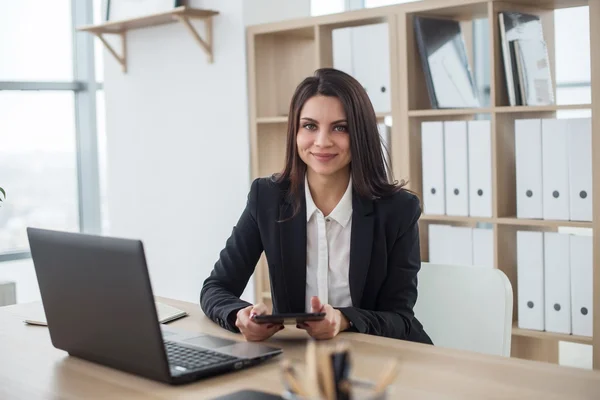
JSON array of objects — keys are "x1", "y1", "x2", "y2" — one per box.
[
  {"x1": 305, "y1": 340, "x2": 321, "y2": 398},
  {"x1": 374, "y1": 359, "x2": 399, "y2": 393}
]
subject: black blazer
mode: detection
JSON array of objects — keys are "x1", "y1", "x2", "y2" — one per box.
[{"x1": 200, "y1": 176, "x2": 433, "y2": 345}]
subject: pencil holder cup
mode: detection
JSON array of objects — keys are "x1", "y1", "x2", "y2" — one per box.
[{"x1": 282, "y1": 378, "x2": 388, "y2": 400}]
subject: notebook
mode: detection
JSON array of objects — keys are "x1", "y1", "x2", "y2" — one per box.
[{"x1": 23, "y1": 301, "x2": 188, "y2": 326}]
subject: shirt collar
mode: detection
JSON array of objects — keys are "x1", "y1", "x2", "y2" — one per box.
[{"x1": 305, "y1": 175, "x2": 353, "y2": 228}]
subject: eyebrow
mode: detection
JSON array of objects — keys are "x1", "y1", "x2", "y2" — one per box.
[{"x1": 300, "y1": 117, "x2": 347, "y2": 124}]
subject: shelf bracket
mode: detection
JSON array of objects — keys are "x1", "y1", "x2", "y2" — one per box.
[
  {"x1": 174, "y1": 15, "x2": 213, "y2": 63},
  {"x1": 95, "y1": 32, "x2": 128, "y2": 73}
]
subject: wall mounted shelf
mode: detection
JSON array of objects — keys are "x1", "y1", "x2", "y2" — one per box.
[{"x1": 77, "y1": 6, "x2": 218, "y2": 72}]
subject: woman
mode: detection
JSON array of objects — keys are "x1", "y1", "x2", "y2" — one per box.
[{"x1": 200, "y1": 68, "x2": 432, "y2": 345}]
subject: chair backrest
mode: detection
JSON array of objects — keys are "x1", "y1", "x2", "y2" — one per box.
[{"x1": 414, "y1": 262, "x2": 513, "y2": 357}]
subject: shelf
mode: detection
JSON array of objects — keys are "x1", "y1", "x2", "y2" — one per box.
[
  {"x1": 506, "y1": 0, "x2": 589, "y2": 10},
  {"x1": 495, "y1": 104, "x2": 592, "y2": 113},
  {"x1": 408, "y1": 104, "x2": 592, "y2": 117},
  {"x1": 497, "y1": 217, "x2": 593, "y2": 229},
  {"x1": 419, "y1": 214, "x2": 495, "y2": 224},
  {"x1": 77, "y1": 6, "x2": 218, "y2": 72},
  {"x1": 420, "y1": 215, "x2": 594, "y2": 229},
  {"x1": 257, "y1": 112, "x2": 389, "y2": 124},
  {"x1": 408, "y1": 108, "x2": 492, "y2": 117},
  {"x1": 257, "y1": 116, "x2": 288, "y2": 124},
  {"x1": 512, "y1": 324, "x2": 593, "y2": 345}
]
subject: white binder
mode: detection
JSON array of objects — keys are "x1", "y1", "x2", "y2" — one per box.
[
  {"x1": 472, "y1": 227, "x2": 494, "y2": 268},
  {"x1": 428, "y1": 224, "x2": 451, "y2": 264},
  {"x1": 449, "y1": 226, "x2": 473, "y2": 266},
  {"x1": 515, "y1": 119, "x2": 543, "y2": 219},
  {"x1": 570, "y1": 234, "x2": 593, "y2": 337},
  {"x1": 542, "y1": 119, "x2": 570, "y2": 220},
  {"x1": 332, "y1": 27, "x2": 353, "y2": 75},
  {"x1": 350, "y1": 23, "x2": 391, "y2": 113},
  {"x1": 543, "y1": 232, "x2": 571, "y2": 334},
  {"x1": 567, "y1": 118, "x2": 593, "y2": 222},
  {"x1": 421, "y1": 121, "x2": 445, "y2": 215},
  {"x1": 516, "y1": 231, "x2": 544, "y2": 331},
  {"x1": 444, "y1": 121, "x2": 469, "y2": 216},
  {"x1": 467, "y1": 120, "x2": 492, "y2": 217}
]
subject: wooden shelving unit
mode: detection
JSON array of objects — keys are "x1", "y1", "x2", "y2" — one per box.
[
  {"x1": 408, "y1": 108, "x2": 493, "y2": 117},
  {"x1": 512, "y1": 323, "x2": 593, "y2": 346},
  {"x1": 256, "y1": 116, "x2": 288, "y2": 124},
  {"x1": 495, "y1": 104, "x2": 593, "y2": 113},
  {"x1": 77, "y1": 6, "x2": 218, "y2": 72},
  {"x1": 257, "y1": 112, "x2": 391, "y2": 124},
  {"x1": 421, "y1": 215, "x2": 594, "y2": 229},
  {"x1": 246, "y1": 0, "x2": 599, "y2": 369}
]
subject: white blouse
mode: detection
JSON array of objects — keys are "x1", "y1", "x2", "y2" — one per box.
[{"x1": 304, "y1": 176, "x2": 353, "y2": 312}]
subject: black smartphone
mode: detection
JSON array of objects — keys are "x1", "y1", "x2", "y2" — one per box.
[{"x1": 251, "y1": 312, "x2": 326, "y2": 325}]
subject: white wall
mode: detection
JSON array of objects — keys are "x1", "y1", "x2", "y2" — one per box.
[
  {"x1": 0, "y1": 259, "x2": 40, "y2": 304},
  {"x1": 103, "y1": 0, "x2": 309, "y2": 305}
]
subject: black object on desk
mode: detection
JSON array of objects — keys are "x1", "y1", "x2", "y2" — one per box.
[{"x1": 211, "y1": 390, "x2": 283, "y2": 399}]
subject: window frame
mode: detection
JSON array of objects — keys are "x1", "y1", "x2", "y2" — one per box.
[{"x1": 0, "y1": 0, "x2": 102, "y2": 262}]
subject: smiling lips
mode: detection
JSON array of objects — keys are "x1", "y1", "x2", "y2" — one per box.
[{"x1": 312, "y1": 153, "x2": 337, "y2": 162}]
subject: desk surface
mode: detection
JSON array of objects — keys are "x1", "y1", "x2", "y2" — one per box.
[{"x1": 1, "y1": 297, "x2": 599, "y2": 399}]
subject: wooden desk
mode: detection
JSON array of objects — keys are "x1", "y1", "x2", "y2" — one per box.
[{"x1": 1, "y1": 298, "x2": 599, "y2": 399}]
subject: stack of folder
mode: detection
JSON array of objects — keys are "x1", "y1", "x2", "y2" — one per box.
[
  {"x1": 428, "y1": 224, "x2": 493, "y2": 268},
  {"x1": 515, "y1": 117, "x2": 592, "y2": 221},
  {"x1": 332, "y1": 23, "x2": 391, "y2": 114},
  {"x1": 421, "y1": 120, "x2": 492, "y2": 218},
  {"x1": 517, "y1": 231, "x2": 593, "y2": 336}
]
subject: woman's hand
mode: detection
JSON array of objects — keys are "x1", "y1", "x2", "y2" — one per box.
[
  {"x1": 298, "y1": 296, "x2": 350, "y2": 340},
  {"x1": 235, "y1": 303, "x2": 283, "y2": 342}
]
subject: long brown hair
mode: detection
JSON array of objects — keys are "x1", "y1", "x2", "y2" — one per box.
[{"x1": 275, "y1": 68, "x2": 407, "y2": 215}]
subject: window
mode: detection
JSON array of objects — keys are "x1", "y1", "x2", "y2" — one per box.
[
  {"x1": 94, "y1": 0, "x2": 105, "y2": 82},
  {"x1": 555, "y1": 6, "x2": 590, "y2": 108},
  {"x1": 311, "y1": 0, "x2": 345, "y2": 16},
  {"x1": 0, "y1": 1, "x2": 73, "y2": 81},
  {"x1": 0, "y1": 92, "x2": 79, "y2": 254},
  {"x1": 97, "y1": 90, "x2": 110, "y2": 234},
  {"x1": 555, "y1": 7, "x2": 590, "y2": 87},
  {"x1": 0, "y1": 0, "x2": 103, "y2": 261}
]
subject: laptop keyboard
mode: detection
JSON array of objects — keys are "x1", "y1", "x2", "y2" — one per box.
[{"x1": 164, "y1": 341, "x2": 237, "y2": 371}]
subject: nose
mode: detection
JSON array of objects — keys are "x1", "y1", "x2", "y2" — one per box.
[{"x1": 314, "y1": 128, "x2": 333, "y2": 148}]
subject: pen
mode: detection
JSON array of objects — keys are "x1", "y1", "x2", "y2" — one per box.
[{"x1": 280, "y1": 360, "x2": 308, "y2": 397}]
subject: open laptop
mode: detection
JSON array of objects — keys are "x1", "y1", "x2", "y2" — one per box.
[{"x1": 26, "y1": 227, "x2": 282, "y2": 385}]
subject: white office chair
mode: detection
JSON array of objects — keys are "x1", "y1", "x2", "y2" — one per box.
[{"x1": 414, "y1": 262, "x2": 513, "y2": 357}]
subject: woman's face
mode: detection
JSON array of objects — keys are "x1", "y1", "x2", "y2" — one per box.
[{"x1": 296, "y1": 95, "x2": 351, "y2": 179}]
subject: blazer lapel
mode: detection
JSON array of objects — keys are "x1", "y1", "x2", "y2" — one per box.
[
  {"x1": 278, "y1": 193, "x2": 307, "y2": 313},
  {"x1": 349, "y1": 193, "x2": 374, "y2": 307}
]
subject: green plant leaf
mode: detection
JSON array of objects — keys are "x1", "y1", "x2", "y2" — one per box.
[{"x1": 0, "y1": 187, "x2": 4, "y2": 198}]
